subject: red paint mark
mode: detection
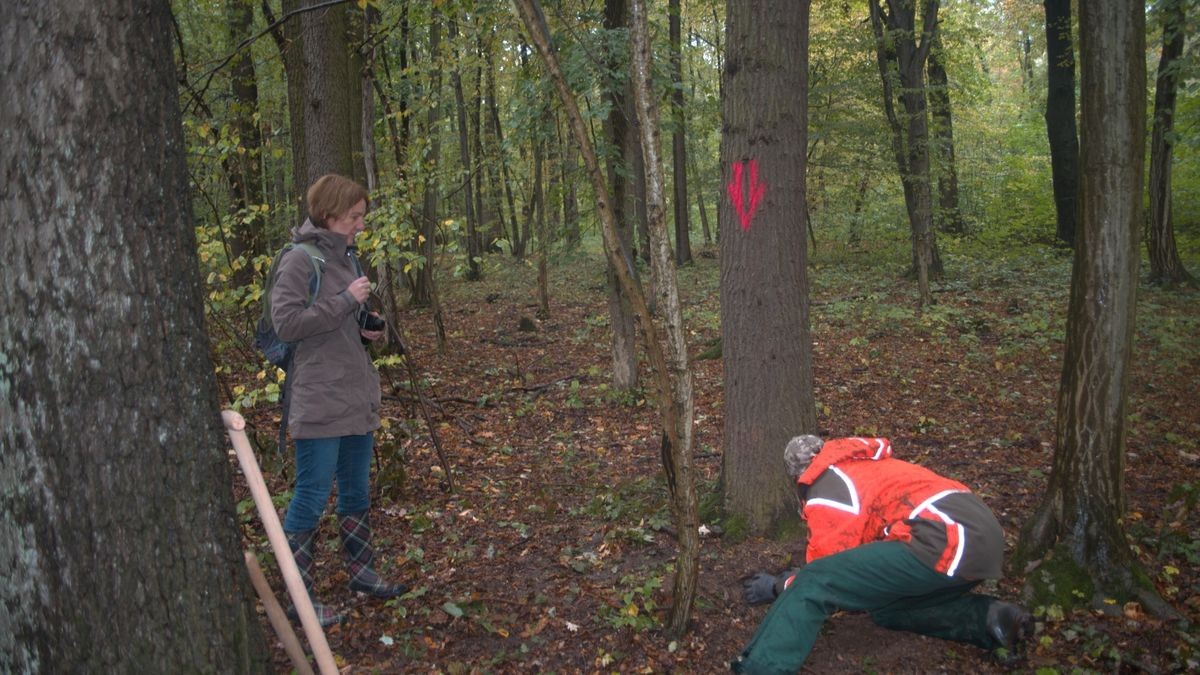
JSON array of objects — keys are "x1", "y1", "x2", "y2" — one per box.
[{"x1": 726, "y1": 159, "x2": 766, "y2": 231}]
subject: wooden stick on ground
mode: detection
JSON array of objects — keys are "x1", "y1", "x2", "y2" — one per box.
[
  {"x1": 222, "y1": 410, "x2": 338, "y2": 675},
  {"x1": 244, "y1": 551, "x2": 314, "y2": 675}
]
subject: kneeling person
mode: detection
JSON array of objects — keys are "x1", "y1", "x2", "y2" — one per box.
[{"x1": 732, "y1": 435, "x2": 1033, "y2": 674}]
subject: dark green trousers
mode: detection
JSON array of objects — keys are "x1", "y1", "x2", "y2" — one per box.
[{"x1": 732, "y1": 541, "x2": 998, "y2": 675}]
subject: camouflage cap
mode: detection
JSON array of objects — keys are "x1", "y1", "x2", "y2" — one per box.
[{"x1": 783, "y1": 435, "x2": 824, "y2": 478}]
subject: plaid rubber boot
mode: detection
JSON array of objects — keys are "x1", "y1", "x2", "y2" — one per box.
[
  {"x1": 339, "y1": 511, "x2": 407, "y2": 599},
  {"x1": 285, "y1": 530, "x2": 344, "y2": 627}
]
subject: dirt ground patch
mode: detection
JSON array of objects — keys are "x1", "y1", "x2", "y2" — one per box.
[{"x1": 232, "y1": 250, "x2": 1199, "y2": 673}]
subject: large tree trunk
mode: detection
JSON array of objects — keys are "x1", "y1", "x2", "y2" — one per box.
[
  {"x1": 1044, "y1": 0, "x2": 1080, "y2": 248},
  {"x1": 298, "y1": 0, "x2": 359, "y2": 189},
  {"x1": 926, "y1": 33, "x2": 964, "y2": 235},
  {"x1": 1019, "y1": 0, "x2": 1175, "y2": 619},
  {"x1": 604, "y1": 0, "x2": 640, "y2": 393},
  {"x1": 226, "y1": 0, "x2": 267, "y2": 286},
  {"x1": 1147, "y1": 0, "x2": 1195, "y2": 287},
  {"x1": 0, "y1": 1, "x2": 268, "y2": 670},
  {"x1": 868, "y1": 0, "x2": 942, "y2": 307},
  {"x1": 669, "y1": 0, "x2": 693, "y2": 266},
  {"x1": 720, "y1": 0, "x2": 817, "y2": 535}
]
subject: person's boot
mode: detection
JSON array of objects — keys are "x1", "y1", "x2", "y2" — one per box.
[
  {"x1": 285, "y1": 529, "x2": 344, "y2": 627},
  {"x1": 986, "y1": 601, "x2": 1034, "y2": 664},
  {"x1": 339, "y1": 510, "x2": 407, "y2": 598}
]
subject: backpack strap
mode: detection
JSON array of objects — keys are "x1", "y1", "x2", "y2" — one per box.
[
  {"x1": 262, "y1": 242, "x2": 326, "y2": 323},
  {"x1": 292, "y1": 242, "x2": 326, "y2": 306}
]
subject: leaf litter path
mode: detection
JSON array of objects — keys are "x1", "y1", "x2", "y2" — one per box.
[{"x1": 235, "y1": 249, "x2": 1200, "y2": 674}]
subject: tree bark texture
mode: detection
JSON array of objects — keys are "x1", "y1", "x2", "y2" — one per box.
[
  {"x1": 1021, "y1": 0, "x2": 1172, "y2": 617},
  {"x1": 630, "y1": 0, "x2": 699, "y2": 636},
  {"x1": 868, "y1": 0, "x2": 942, "y2": 306},
  {"x1": 299, "y1": 0, "x2": 358, "y2": 188},
  {"x1": 1147, "y1": 0, "x2": 1195, "y2": 287},
  {"x1": 0, "y1": 1, "x2": 268, "y2": 670},
  {"x1": 604, "y1": 0, "x2": 640, "y2": 392},
  {"x1": 1043, "y1": 0, "x2": 1080, "y2": 248},
  {"x1": 926, "y1": 33, "x2": 964, "y2": 235},
  {"x1": 669, "y1": 0, "x2": 693, "y2": 266},
  {"x1": 720, "y1": 0, "x2": 818, "y2": 534}
]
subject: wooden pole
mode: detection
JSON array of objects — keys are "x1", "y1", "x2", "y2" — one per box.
[
  {"x1": 222, "y1": 410, "x2": 338, "y2": 675},
  {"x1": 244, "y1": 551, "x2": 315, "y2": 675}
]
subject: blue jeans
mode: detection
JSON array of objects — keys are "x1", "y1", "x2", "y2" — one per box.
[{"x1": 283, "y1": 433, "x2": 374, "y2": 532}]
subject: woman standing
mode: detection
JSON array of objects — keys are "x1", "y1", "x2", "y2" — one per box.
[{"x1": 271, "y1": 174, "x2": 405, "y2": 626}]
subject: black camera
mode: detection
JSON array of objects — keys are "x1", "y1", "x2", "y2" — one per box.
[{"x1": 358, "y1": 308, "x2": 386, "y2": 332}]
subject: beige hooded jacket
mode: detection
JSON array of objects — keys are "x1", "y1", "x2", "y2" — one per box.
[{"x1": 270, "y1": 220, "x2": 381, "y2": 439}]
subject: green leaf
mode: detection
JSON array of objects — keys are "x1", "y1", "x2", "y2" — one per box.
[{"x1": 442, "y1": 601, "x2": 464, "y2": 618}]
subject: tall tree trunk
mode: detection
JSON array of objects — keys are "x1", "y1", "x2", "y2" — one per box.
[
  {"x1": 449, "y1": 16, "x2": 482, "y2": 281},
  {"x1": 1147, "y1": 0, "x2": 1195, "y2": 287},
  {"x1": 345, "y1": 7, "x2": 365, "y2": 186},
  {"x1": 1019, "y1": 30, "x2": 1035, "y2": 94},
  {"x1": 299, "y1": 0, "x2": 358, "y2": 189},
  {"x1": 604, "y1": 0, "x2": 639, "y2": 392},
  {"x1": 361, "y1": 4, "x2": 379, "y2": 194},
  {"x1": 534, "y1": 121, "x2": 550, "y2": 318},
  {"x1": 926, "y1": 33, "x2": 964, "y2": 235},
  {"x1": 1044, "y1": 0, "x2": 1080, "y2": 248},
  {"x1": 486, "y1": 33, "x2": 520, "y2": 256},
  {"x1": 413, "y1": 12, "x2": 443, "y2": 312},
  {"x1": 685, "y1": 59, "x2": 713, "y2": 248},
  {"x1": 482, "y1": 47, "x2": 507, "y2": 253},
  {"x1": 560, "y1": 117, "x2": 582, "y2": 250},
  {"x1": 868, "y1": 0, "x2": 942, "y2": 307},
  {"x1": 472, "y1": 34, "x2": 490, "y2": 253},
  {"x1": 515, "y1": 0, "x2": 699, "y2": 637},
  {"x1": 629, "y1": 0, "x2": 698, "y2": 636},
  {"x1": 0, "y1": 1, "x2": 268, "y2": 669},
  {"x1": 669, "y1": 0, "x2": 693, "y2": 266},
  {"x1": 226, "y1": 0, "x2": 267, "y2": 286},
  {"x1": 280, "y1": 0, "x2": 307, "y2": 219},
  {"x1": 721, "y1": 0, "x2": 817, "y2": 534},
  {"x1": 691, "y1": 150, "x2": 713, "y2": 245},
  {"x1": 1019, "y1": 0, "x2": 1175, "y2": 619}
]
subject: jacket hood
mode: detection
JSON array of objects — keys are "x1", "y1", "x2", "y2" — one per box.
[
  {"x1": 796, "y1": 437, "x2": 893, "y2": 486},
  {"x1": 291, "y1": 218, "x2": 349, "y2": 258}
]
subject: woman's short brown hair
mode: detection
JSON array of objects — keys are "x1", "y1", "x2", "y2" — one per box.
[{"x1": 306, "y1": 174, "x2": 368, "y2": 226}]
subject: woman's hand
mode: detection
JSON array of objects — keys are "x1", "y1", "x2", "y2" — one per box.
[
  {"x1": 347, "y1": 276, "x2": 371, "y2": 303},
  {"x1": 360, "y1": 312, "x2": 384, "y2": 342}
]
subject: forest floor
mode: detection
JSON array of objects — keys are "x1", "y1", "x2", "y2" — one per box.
[{"x1": 231, "y1": 239, "x2": 1200, "y2": 674}]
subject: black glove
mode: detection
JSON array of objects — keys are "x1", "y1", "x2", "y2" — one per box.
[{"x1": 742, "y1": 572, "x2": 779, "y2": 605}]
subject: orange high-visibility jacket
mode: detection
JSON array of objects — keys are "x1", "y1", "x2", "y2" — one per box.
[{"x1": 795, "y1": 437, "x2": 1004, "y2": 579}]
